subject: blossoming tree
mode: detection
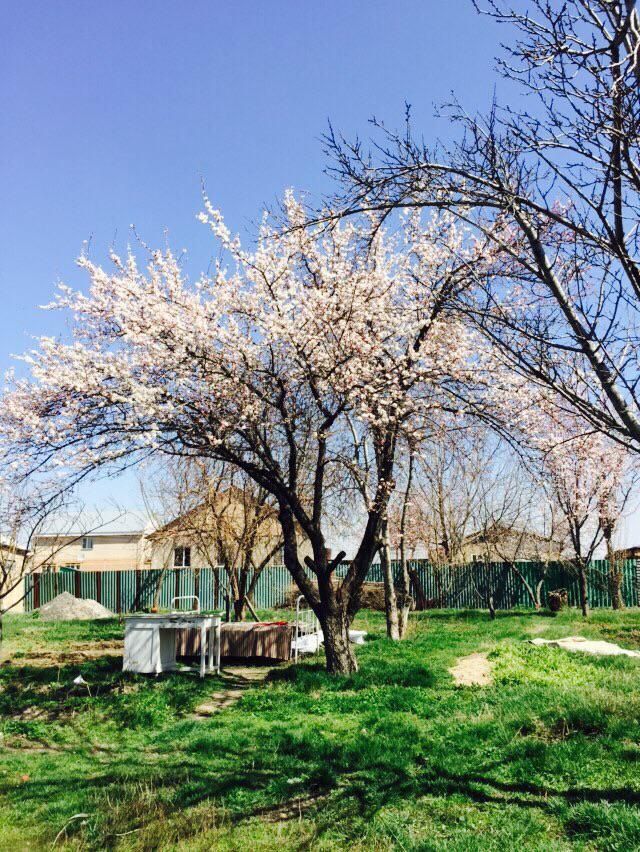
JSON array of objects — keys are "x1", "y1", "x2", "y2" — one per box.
[
  {"x1": 0, "y1": 197, "x2": 486, "y2": 673},
  {"x1": 514, "y1": 392, "x2": 633, "y2": 615}
]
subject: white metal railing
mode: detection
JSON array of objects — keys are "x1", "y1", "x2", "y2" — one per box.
[
  {"x1": 170, "y1": 595, "x2": 200, "y2": 613},
  {"x1": 293, "y1": 595, "x2": 321, "y2": 663}
]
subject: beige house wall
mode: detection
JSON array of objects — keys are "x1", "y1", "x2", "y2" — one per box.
[
  {"x1": 147, "y1": 500, "x2": 298, "y2": 570},
  {"x1": 4, "y1": 572, "x2": 24, "y2": 613},
  {"x1": 1, "y1": 551, "x2": 25, "y2": 614},
  {"x1": 30, "y1": 498, "x2": 310, "y2": 576},
  {"x1": 149, "y1": 537, "x2": 218, "y2": 571},
  {"x1": 31, "y1": 534, "x2": 147, "y2": 572}
]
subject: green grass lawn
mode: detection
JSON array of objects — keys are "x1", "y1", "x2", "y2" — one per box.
[{"x1": 1, "y1": 608, "x2": 640, "y2": 850}]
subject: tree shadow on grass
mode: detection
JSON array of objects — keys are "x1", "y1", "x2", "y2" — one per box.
[
  {"x1": 416, "y1": 609, "x2": 557, "y2": 622},
  {"x1": 0, "y1": 657, "x2": 218, "y2": 728},
  {"x1": 266, "y1": 659, "x2": 435, "y2": 690},
  {"x1": 6, "y1": 730, "x2": 640, "y2": 848}
]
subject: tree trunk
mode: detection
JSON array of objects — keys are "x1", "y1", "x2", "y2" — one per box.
[
  {"x1": 488, "y1": 593, "x2": 496, "y2": 620},
  {"x1": 578, "y1": 561, "x2": 589, "y2": 618},
  {"x1": 610, "y1": 563, "x2": 624, "y2": 611},
  {"x1": 603, "y1": 524, "x2": 624, "y2": 610},
  {"x1": 397, "y1": 554, "x2": 411, "y2": 639},
  {"x1": 409, "y1": 568, "x2": 427, "y2": 610},
  {"x1": 233, "y1": 598, "x2": 247, "y2": 621},
  {"x1": 509, "y1": 564, "x2": 540, "y2": 610},
  {"x1": 152, "y1": 565, "x2": 169, "y2": 612},
  {"x1": 379, "y1": 523, "x2": 400, "y2": 640},
  {"x1": 320, "y1": 610, "x2": 358, "y2": 674},
  {"x1": 397, "y1": 451, "x2": 414, "y2": 639}
]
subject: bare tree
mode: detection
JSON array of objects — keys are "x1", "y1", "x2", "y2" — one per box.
[
  {"x1": 471, "y1": 460, "x2": 568, "y2": 615},
  {"x1": 325, "y1": 1, "x2": 640, "y2": 455},
  {"x1": 0, "y1": 481, "x2": 110, "y2": 641},
  {"x1": 142, "y1": 459, "x2": 284, "y2": 620}
]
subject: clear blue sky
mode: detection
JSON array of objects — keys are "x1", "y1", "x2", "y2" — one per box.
[
  {"x1": 1, "y1": 1, "x2": 499, "y2": 373},
  {"x1": 5, "y1": 1, "x2": 636, "y2": 545}
]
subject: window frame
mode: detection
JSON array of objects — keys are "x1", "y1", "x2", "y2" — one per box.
[{"x1": 174, "y1": 545, "x2": 191, "y2": 568}]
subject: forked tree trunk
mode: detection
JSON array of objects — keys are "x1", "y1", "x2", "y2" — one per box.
[
  {"x1": 320, "y1": 610, "x2": 358, "y2": 674},
  {"x1": 379, "y1": 523, "x2": 400, "y2": 641},
  {"x1": 233, "y1": 598, "x2": 247, "y2": 621}
]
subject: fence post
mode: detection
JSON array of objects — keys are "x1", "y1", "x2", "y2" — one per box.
[
  {"x1": 116, "y1": 571, "x2": 122, "y2": 614},
  {"x1": 33, "y1": 573, "x2": 41, "y2": 610},
  {"x1": 134, "y1": 569, "x2": 141, "y2": 610},
  {"x1": 96, "y1": 571, "x2": 102, "y2": 604},
  {"x1": 74, "y1": 571, "x2": 81, "y2": 599}
]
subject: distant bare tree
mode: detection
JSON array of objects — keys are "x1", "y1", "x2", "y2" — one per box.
[{"x1": 0, "y1": 481, "x2": 109, "y2": 641}]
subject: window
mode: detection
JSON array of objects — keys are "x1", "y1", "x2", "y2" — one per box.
[
  {"x1": 82, "y1": 537, "x2": 93, "y2": 551},
  {"x1": 174, "y1": 546, "x2": 191, "y2": 568}
]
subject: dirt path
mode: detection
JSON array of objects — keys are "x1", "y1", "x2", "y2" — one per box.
[
  {"x1": 449, "y1": 652, "x2": 492, "y2": 686},
  {"x1": 191, "y1": 665, "x2": 274, "y2": 717}
]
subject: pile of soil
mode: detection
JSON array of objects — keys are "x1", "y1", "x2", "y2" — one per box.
[{"x1": 38, "y1": 591, "x2": 113, "y2": 621}]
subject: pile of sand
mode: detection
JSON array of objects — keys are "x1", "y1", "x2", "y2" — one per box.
[
  {"x1": 449, "y1": 652, "x2": 493, "y2": 686},
  {"x1": 38, "y1": 591, "x2": 113, "y2": 621}
]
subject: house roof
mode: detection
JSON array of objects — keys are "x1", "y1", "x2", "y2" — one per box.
[
  {"x1": 35, "y1": 529, "x2": 145, "y2": 540},
  {"x1": 147, "y1": 487, "x2": 278, "y2": 541},
  {"x1": 0, "y1": 538, "x2": 29, "y2": 557},
  {"x1": 463, "y1": 522, "x2": 562, "y2": 547},
  {"x1": 35, "y1": 510, "x2": 149, "y2": 540}
]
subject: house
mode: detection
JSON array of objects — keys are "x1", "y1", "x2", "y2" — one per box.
[
  {"x1": 30, "y1": 490, "x2": 301, "y2": 575},
  {"x1": 0, "y1": 540, "x2": 29, "y2": 613},
  {"x1": 145, "y1": 487, "x2": 300, "y2": 572},
  {"x1": 31, "y1": 514, "x2": 149, "y2": 573},
  {"x1": 457, "y1": 523, "x2": 566, "y2": 564}
]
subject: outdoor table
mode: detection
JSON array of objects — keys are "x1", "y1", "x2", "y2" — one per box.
[{"x1": 123, "y1": 613, "x2": 221, "y2": 678}]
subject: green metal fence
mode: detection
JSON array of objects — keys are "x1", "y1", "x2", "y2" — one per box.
[
  {"x1": 23, "y1": 558, "x2": 640, "y2": 614},
  {"x1": 402, "y1": 558, "x2": 640, "y2": 610}
]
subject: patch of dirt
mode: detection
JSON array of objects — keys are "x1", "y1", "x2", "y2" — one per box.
[
  {"x1": 4, "y1": 640, "x2": 123, "y2": 668},
  {"x1": 449, "y1": 652, "x2": 493, "y2": 687},
  {"x1": 191, "y1": 665, "x2": 273, "y2": 718}
]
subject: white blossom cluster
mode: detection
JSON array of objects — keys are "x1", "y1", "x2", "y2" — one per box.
[{"x1": 0, "y1": 196, "x2": 490, "y2": 489}]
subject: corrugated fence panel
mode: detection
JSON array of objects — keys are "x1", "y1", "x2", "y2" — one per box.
[{"x1": 22, "y1": 558, "x2": 640, "y2": 613}]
